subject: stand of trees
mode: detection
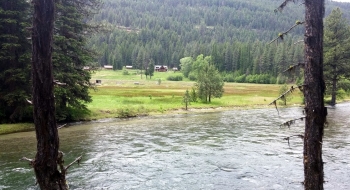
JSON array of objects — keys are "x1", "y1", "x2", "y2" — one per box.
[
  {"x1": 0, "y1": 0, "x2": 99, "y2": 123},
  {"x1": 87, "y1": 0, "x2": 350, "y2": 85},
  {"x1": 0, "y1": 0, "x2": 32, "y2": 123}
]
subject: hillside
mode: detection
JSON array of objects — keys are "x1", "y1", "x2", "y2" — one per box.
[{"x1": 87, "y1": 0, "x2": 350, "y2": 82}]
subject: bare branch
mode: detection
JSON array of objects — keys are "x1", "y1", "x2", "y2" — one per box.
[
  {"x1": 275, "y1": 0, "x2": 301, "y2": 12},
  {"x1": 65, "y1": 155, "x2": 82, "y2": 171},
  {"x1": 269, "y1": 21, "x2": 304, "y2": 44},
  {"x1": 26, "y1": 99, "x2": 33, "y2": 104},
  {"x1": 269, "y1": 85, "x2": 304, "y2": 107},
  {"x1": 284, "y1": 134, "x2": 304, "y2": 147},
  {"x1": 283, "y1": 62, "x2": 305, "y2": 73},
  {"x1": 280, "y1": 117, "x2": 306, "y2": 128},
  {"x1": 20, "y1": 157, "x2": 34, "y2": 166},
  {"x1": 53, "y1": 80, "x2": 67, "y2": 86},
  {"x1": 57, "y1": 124, "x2": 67, "y2": 129}
]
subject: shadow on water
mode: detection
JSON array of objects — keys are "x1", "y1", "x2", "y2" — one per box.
[{"x1": 0, "y1": 103, "x2": 349, "y2": 189}]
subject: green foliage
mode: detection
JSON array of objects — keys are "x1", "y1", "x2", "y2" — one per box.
[
  {"x1": 338, "y1": 79, "x2": 350, "y2": 92},
  {"x1": 190, "y1": 87, "x2": 198, "y2": 102},
  {"x1": 122, "y1": 67, "x2": 130, "y2": 75},
  {"x1": 182, "y1": 89, "x2": 191, "y2": 110},
  {"x1": 117, "y1": 107, "x2": 137, "y2": 118},
  {"x1": 194, "y1": 55, "x2": 224, "y2": 102},
  {"x1": 0, "y1": 0, "x2": 32, "y2": 123},
  {"x1": 324, "y1": 8, "x2": 350, "y2": 105},
  {"x1": 52, "y1": 0, "x2": 100, "y2": 121},
  {"x1": 337, "y1": 88, "x2": 346, "y2": 100},
  {"x1": 180, "y1": 57, "x2": 193, "y2": 78},
  {"x1": 167, "y1": 74, "x2": 183, "y2": 81},
  {"x1": 188, "y1": 73, "x2": 197, "y2": 81},
  {"x1": 278, "y1": 84, "x2": 293, "y2": 105}
]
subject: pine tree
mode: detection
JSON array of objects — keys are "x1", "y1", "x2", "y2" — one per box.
[
  {"x1": 0, "y1": 0, "x2": 32, "y2": 122},
  {"x1": 324, "y1": 8, "x2": 350, "y2": 106},
  {"x1": 53, "y1": 0, "x2": 100, "y2": 121}
]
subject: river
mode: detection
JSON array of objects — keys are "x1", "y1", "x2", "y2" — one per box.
[{"x1": 0, "y1": 103, "x2": 349, "y2": 189}]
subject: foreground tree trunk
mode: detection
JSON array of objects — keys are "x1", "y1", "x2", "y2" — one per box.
[
  {"x1": 32, "y1": 0, "x2": 67, "y2": 189},
  {"x1": 303, "y1": 0, "x2": 327, "y2": 189}
]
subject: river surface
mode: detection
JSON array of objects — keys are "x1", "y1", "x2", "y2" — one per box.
[{"x1": 0, "y1": 103, "x2": 349, "y2": 190}]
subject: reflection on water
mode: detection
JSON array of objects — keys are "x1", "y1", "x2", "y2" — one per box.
[{"x1": 0, "y1": 103, "x2": 349, "y2": 189}]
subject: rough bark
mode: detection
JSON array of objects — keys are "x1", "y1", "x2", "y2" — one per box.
[
  {"x1": 32, "y1": 0, "x2": 67, "y2": 189},
  {"x1": 303, "y1": 0, "x2": 326, "y2": 189}
]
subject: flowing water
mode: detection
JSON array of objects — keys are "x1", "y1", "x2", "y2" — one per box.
[{"x1": 0, "y1": 103, "x2": 349, "y2": 189}]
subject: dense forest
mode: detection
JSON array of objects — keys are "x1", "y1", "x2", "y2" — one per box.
[
  {"x1": 88, "y1": 0, "x2": 350, "y2": 83},
  {"x1": 1, "y1": 0, "x2": 350, "y2": 123}
]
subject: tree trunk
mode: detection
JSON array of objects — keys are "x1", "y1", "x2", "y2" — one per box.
[
  {"x1": 32, "y1": 0, "x2": 67, "y2": 189},
  {"x1": 330, "y1": 76, "x2": 337, "y2": 106},
  {"x1": 303, "y1": 0, "x2": 326, "y2": 189}
]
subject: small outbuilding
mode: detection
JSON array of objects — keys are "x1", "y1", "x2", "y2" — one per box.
[
  {"x1": 155, "y1": 65, "x2": 168, "y2": 72},
  {"x1": 104, "y1": 65, "x2": 113, "y2": 70}
]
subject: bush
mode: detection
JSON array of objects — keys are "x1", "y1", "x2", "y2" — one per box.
[
  {"x1": 338, "y1": 79, "x2": 350, "y2": 91},
  {"x1": 188, "y1": 73, "x2": 197, "y2": 81},
  {"x1": 117, "y1": 107, "x2": 136, "y2": 118},
  {"x1": 167, "y1": 74, "x2": 183, "y2": 81},
  {"x1": 234, "y1": 75, "x2": 246, "y2": 83},
  {"x1": 337, "y1": 88, "x2": 346, "y2": 100},
  {"x1": 223, "y1": 75, "x2": 235, "y2": 82},
  {"x1": 122, "y1": 69, "x2": 129, "y2": 75}
]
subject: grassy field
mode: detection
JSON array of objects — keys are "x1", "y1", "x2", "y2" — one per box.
[
  {"x1": 85, "y1": 69, "x2": 303, "y2": 120},
  {"x1": 0, "y1": 69, "x2": 307, "y2": 135}
]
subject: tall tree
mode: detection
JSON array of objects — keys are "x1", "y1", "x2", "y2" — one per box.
[
  {"x1": 275, "y1": 0, "x2": 327, "y2": 189},
  {"x1": 303, "y1": 1, "x2": 327, "y2": 189},
  {"x1": 194, "y1": 55, "x2": 224, "y2": 102},
  {"x1": 53, "y1": 0, "x2": 99, "y2": 121},
  {"x1": 0, "y1": 0, "x2": 31, "y2": 123},
  {"x1": 324, "y1": 8, "x2": 350, "y2": 106},
  {"x1": 31, "y1": 0, "x2": 64, "y2": 188}
]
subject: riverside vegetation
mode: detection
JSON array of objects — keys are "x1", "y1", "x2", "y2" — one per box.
[{"x1": 2, "y1": 69, "x2": 350, "y2": 135}]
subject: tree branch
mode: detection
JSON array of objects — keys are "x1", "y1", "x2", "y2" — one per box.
[
  {"x1": 20, "y1": 157, "x2": 34, "y2": 167},
  {"x1": 275, "y1": 0, "x2": 301, "y2": 12},
  {"x1": 269, "y1": 21, "x2": 304, "y2": 44},
  {"x1": 53, "y1": 80, "x2": 67, "y2": 86},
  {"x1": 280, "y1": 117, "x2": 306, "y2": 128},
  {"x1": 283, "y1": 62, "x2": 305, "y2": 73},
  {"x1": 57, "y1": 124, "x2": 67, "y2": 129},
  {"x1": 284, "y1": 134, "x2": 304, "y2": 147},
  {"x1": 269, "y1": 85, "x2": 304, "y2": 108}
]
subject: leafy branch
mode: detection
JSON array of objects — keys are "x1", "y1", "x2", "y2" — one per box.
[{"x1": 269, "y1": 20, "x2": 304, "y2": 44}]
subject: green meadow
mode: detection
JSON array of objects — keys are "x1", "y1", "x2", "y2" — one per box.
[
  {"x1": 1, "y1": 69, "x2": 307, "y2": 135},
  {"x1": 86, "y1": 69, "x2": 303, "y2": 120}
]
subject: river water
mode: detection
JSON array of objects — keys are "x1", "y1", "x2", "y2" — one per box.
[{"x1": 0, "y1": 103, "x2": 349, "y2": 189}]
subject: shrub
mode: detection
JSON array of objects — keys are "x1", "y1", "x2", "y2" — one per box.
[
  {"x1": 167, "y1": 74, "x2": 183, "y2": 81},
  {"x1": 117, "y1": 107, "x2": 136, "y2": 118}
]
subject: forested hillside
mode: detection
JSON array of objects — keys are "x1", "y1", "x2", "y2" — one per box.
[{"x1": 88, "y1": 0, "x2": 350, "y2": 83}]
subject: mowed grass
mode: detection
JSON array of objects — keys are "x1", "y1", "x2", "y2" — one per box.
[{"x1": 85, "y1": 69, "x2": 303, "y2": 120}]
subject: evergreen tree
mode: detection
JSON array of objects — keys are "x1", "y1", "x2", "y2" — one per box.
[
  {"x1": 53, "y1": 0, "x2": 100, "y2": 121},
  {"x1": 0, "y1": 0, "x2": 32, "y2": 122},
  {"x1": 324, "y1": 8, "x2": 350, "y2": 106}
]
